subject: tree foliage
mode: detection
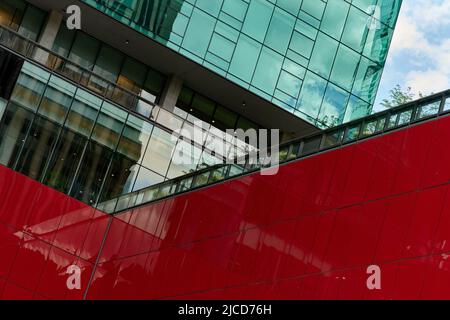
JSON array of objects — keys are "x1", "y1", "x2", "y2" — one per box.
[
  {"x1": 380, "y1": 85, "x2": 415, "y2": 109},
  {"x1": 380, "y1": 85, "x2": 430, "y2": 109}
]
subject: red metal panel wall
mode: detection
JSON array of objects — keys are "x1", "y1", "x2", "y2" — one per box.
[
  {"x1": 0, "y1": 165, "x2": 110, "y2": 299},
  {"x1": 2, "y1": 115, "x2": 450, "y2": 299}
]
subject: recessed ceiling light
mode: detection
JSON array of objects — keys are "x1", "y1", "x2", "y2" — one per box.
[{"x1": 125, "y1": 40, "x2": 130, "y2": 45}]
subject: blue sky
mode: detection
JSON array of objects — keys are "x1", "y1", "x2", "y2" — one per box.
[{"x1": 373, "y1": 0, "x2": 450, "y2": 112}]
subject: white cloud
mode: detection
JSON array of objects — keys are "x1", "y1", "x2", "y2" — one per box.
[
  {"x1": 405, "y1": 70, "x2": 449, "y2": 94},
  {"x1": 404, "y1": 0, "x2": 450, "y2": 30},
  {"x1": 384, "y1": 0, "x2": 450, "y2": 96}
]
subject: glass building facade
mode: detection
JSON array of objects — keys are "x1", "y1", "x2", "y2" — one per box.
[
  {"x1": 0, "y1": 0, "x2": 46, "y2": 41},
  {"x1": 48, "y1": 25, "x2": 262, "y2": 132},
  {"x1": 0, "y1": 60, "x2": 252, "y2": 206},
  {"x1": 82, "y1": 0, "x2": 402, "y2": 127}
]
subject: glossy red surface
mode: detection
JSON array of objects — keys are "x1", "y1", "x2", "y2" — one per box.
[{"x1": 2, "y1": 116, "x2": 450, "y2": 299}]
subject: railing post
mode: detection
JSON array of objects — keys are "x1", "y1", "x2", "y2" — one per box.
[
  {"x1": 411, "y1": 103, "x2": 419, "y2": 122},
  {"x1": 438, "y1": 94, "x2": 447, "y2": 114}
]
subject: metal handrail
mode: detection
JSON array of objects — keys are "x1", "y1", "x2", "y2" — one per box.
[
  {"x1": 0, "y1": 24, "x2": 158, "y2": 111},
  {"x1": 99, "y1": 89, "x2": 450, "y2": 215},
  {"x1": 0, "y1": 24, "x2": 256, "y2": 167}
]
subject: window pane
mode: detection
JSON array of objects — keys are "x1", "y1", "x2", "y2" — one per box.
[
  {"x1": 352, "y1": 56, "x2": 382, "y2": 104},
  {"x1": 363, "y1": 19, "x2": 393, "y2": 64},
  {"x1": 376, "y1": 117, "x2": 386, "y2": 132},
  {"x1": 68, "y1": 32, "x2": 101, "y2": 70},
  {"x1": 192, "y1": 171, "x2": 210, "y2": 188},
  {"x1": 344, "y1": 125, "x2": 361, "y2": 142},
  {"x1": 344, "y1": 95, "x2": 371, "y2": 123},
  {"x1": 318, "y1": 84, "x2": 349, "y2": 127},
  {"x1": 241, "y1": 0, "x2": 272, "y2": 42},
  {"x1": 321, "y1": 0, "x2": 349, "y2": 40},
  {"x1": 416, "y1": 100, "x2": 440, "y2": 119},
  {"x1": 182, "y1": 9, "x2": 215, "y2": 58},
  {"x1": 65, "y1": 88, "x2": 102, "y2": 137},
  {"x1": 324, "y1": 129, "x2": 344, "y2": 147},
  {"x1": 167, "y1": 139, "x2": 202, "y2": 179},
  {"x1": 11, "y1": 62, "x2": 50, "y2": 111},
  {"x1": 0, "y1": 103, "x2": 33, "y2": 167},
  {"x1": 213, "y1": 105, "x2": 237, "y2": 130},
  {"x1": 297, "y1": 71, "x2": 327, "y2": 119},
  {"x1": 118, "y1": 57, "x2": 146, "y2": 93},
  {"x1": 302, "y1": 136, "x2": 321, "y2": 154},
  {"x1": 117, "y1": 115, "x2": 153, "y2": 164},
  {"x1": 198, "y1": 149, "x2": 222, "y2": 169},
  {"x1": 143, "y1": 68, "x2": 166, "y2": 101},
  {"x1": 18, "y1": 5, "x2": 46, "y2": 41},
  {"x1": 133, "y1": 166, "x2": 164, "y2": 191},
  {"x1": 43, "y1": 128, "x2": 86, "y2": 193},
  {"x1": 91, "y1": 102, "x2": 127, "y2": 149},
  {"x1": 98, "y1": 154, "x2": 138, "y2": 202},
  {"x1": 331, "y1": 45, "x2": 360, "y2": 92},
  {"x1": 16, "y1": 115, "x2": 60, "y2": 180},
  {"x1": 309, "y1": 32, "x2": 338, "y2": 79},
  {"x1": 228, "y1": 34, "x2": 261, "y2": 83},
  {"x1": 444, "y1": 97, "x2": 450, "y2": 112},
  {"x1": 398, "y1": 109, "x2": 412, "y2": 125},
  {"x1": 191, "y1": 93, "x2": 215, "y2": 120},
  {"x1": 264, "y1": 7, "x2": 295, "y2": 54},
  {"x1": 52, "y1": 26, "x2": 76, "y2": 57},
  {"x1": 38, "y1": 75, "x2": 76, "y2": 124},
  {"x1": 252, "y1": 47, "x2": 283, "y2": 95},
  {"x1": 0, "y1": 98, "x2": 7, "y2": 119},
  {"x1": 93, "y1": 44, "x2": 123, "y2": 83},
  {"x1": 362, "y1": 120, "x2": 377, "y2": 137},
  {"x1": 178, "y1": 87, "x2": 194, "y2": 106},
  {"x1": 387, "y1": 113, "x2": 399, "y2": 128},
  {"x1": 70, "y1": 141, "x2": 113, "y2": 204},
  {"x1": 342, "y1": 6, "x2": 370, "y2": 53},
  {"x1": 0, "y1": 0, "x2": 25, "y2": 30},
  {"x1": 155, "y1": 108, "x2": 183, "y2": 132},
  {"x1": 142, "y1": 127, "x2": 176, "y2": 175}
]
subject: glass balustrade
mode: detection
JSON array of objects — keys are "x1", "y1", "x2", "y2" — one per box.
[{"x1": 100, "y1": 92, "x2": 450, "y2": 214}]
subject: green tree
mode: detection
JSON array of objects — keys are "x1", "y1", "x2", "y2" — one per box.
[
  {"x1": 380, "y1": 85, "x2": 415, "y2": 109},
  {"x1": 380, "y1": 85, "x2": 432, "y2": 109}
]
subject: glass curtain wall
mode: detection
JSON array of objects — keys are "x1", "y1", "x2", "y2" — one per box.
[
  {"x1": 48, "y1": 24, "x2": 265, "y2": 146},
  {"x1": 82, "y1": 0, "x2": 402, "y2": 128},
  {"x1": 0, "y1": 61, "x2": 226, "y2": 206},
  {"x1": 51, "y1": 26, "x2": 167, "y2": 105},
  {"x1": 176, "y1": 86, "x2": 260, "y2": 132},
  {"x1": 0, "y1": 0, "x2": 46, "y2": 41}
]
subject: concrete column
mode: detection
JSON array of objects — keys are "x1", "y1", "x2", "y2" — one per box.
[
  {"x1": 34, "y1": 10, "x2": 63, "y2": 65},
  {"x1": 158, "y1": 75, "x2": 183, "y2": 112}
]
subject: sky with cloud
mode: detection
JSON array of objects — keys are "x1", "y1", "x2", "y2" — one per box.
[{"x1": 373, "y1": 0, "x2": 450, "y2": 112}]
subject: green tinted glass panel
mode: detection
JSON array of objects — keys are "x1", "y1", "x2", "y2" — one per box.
[
  {"x1": 318, "y1": 84, "x2": 349, "y2": 127},
  {"x1": 297, "y1": 71, "x2": 327, "y2": 119},
  {"x1": 330, "y1": 45, "x2": 360, "y2": 91},
  {"x1": 309, "y1": 32, "x2": 339, "y2": 79},
  {"x1": 342, "y1": 6, "x2": 370, "y2": 53},
  {"x1": 321, "y1": 0, "x2": 349, "y2": 40}
]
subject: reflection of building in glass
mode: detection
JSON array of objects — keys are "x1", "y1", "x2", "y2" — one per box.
[
  {"x1": 92, "y1": 0, "x2": 183, "y2": 44},
  {"x1": 0, "y1": 60, "x2": 256, "y2": 205},
  {"x1": 83, "y1": 0, "x2": 402, "y2": 128}
]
